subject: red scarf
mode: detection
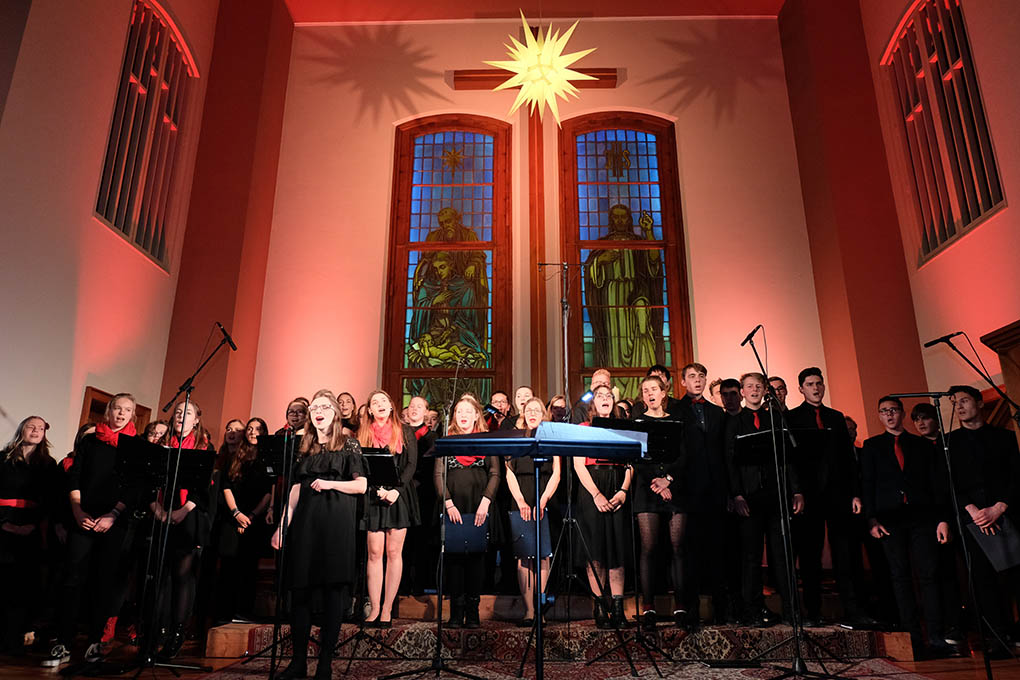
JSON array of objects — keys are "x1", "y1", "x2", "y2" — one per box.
[
  {"x1": 169, "y1": 431, "x2": 203, "y2": 450},
  {"x1": 370, "y1": 421, "x2": 402, "y2": 452},
  {"x1": 95, "y1": 421, "x2": 137, "y2": 447}
]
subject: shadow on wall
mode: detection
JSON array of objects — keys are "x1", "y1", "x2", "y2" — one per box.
[
  {"x1": 642, "y1": 25, "x2": 785, "y2": 123},
  {"x1": 299, "y1": 25, "x2": 452, "y2": 125}
]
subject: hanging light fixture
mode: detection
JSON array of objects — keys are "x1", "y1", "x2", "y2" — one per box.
[{"x1": 484, "y1": 10, "x2": 596, "y2": 126}]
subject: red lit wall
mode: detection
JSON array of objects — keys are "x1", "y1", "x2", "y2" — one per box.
[
  {"x1": 777, "y1": 0, "x2": 929, "y2": 437},
  {"x1": 0, "y1": 0, "x2": 218, "y2": 454},
  {"x1": 859, "y1": 0, "x2": 1020, "y2": 402},
  {"x1": 159, "y1": 0, "x2": 294, "y2": 436}
]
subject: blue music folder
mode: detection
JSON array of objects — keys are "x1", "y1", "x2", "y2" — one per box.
[
  {"x1": 509, "y1": 512, "x2": 552, "y2": 559},
  {"x1": 444, "y1": 513, "x2": 489, "y2": 553}
]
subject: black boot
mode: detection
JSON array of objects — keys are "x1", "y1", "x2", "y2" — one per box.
[
  {"x1": 157, "y1": 624, "x2": 185, "y2": 660},
  {"x1": 446, "y1": 596, "x2": 465, "y2": 629},
  {"x1": 277, "y1": 660, "x2": 309, "y2": 680},
  {"x1": 593, "y1": 598, "x2": 610, "y2": 630},
  {"x1": 464, "y1": 596, "x2": 481, "y2": 629},
  {"x1": 611, "y1": 597, "x2": 631, "y2": 628}
]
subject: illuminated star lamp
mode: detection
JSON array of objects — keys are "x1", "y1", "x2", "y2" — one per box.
[{"x1": 484, "y1": 11, "x2": 596, "y2": 126}]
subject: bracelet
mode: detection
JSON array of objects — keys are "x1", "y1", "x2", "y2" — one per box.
[
  {"x1": 232, "y1": 508, "x2": 241, "y2": 517},
  {"x1": 665, "y1": 475, "x2": 674, "y2": 483},
  {"x1": 111, "y1": 508, "x2": 121, "y2": 518},
  {"x1": 618, "y1": 488, "x2": 627, "y2": 495}
]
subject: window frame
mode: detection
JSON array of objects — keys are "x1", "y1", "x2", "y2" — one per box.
[
  {"x1": 382, "y1": 114, "x2": 513, "y2": 408},
  {"x1": 557, "y1": 111, "x2": 693, "y2": 399}
]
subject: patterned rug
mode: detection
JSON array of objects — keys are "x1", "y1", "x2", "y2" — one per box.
[{"x1": 209, "y1": 655, "x2": 929, "y2": 680}]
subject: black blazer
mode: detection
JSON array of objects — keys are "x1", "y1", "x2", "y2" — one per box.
[
  {"x1": 860, "y1": 431, "x2": 945, "y2": 522},
  {"x1": 725, "y1": 407, "x2": 801, "y2": 499},
  {"x1": 786, "y1": 401, "x2": 859, "y2": 501},
  {"x1": 675, "y1": 394, "x2": 728, "y2": 508},
  {"x1": 946, "y1": 424, "x2": 1020, "y2": 520}
]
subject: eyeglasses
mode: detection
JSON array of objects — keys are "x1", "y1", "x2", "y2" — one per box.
[
  {"x1": 523, "y1": 408, "x2": 544, "y2": 416},
  {"x1": 308, "y1": 404, "x2": 333, "y2": 414},
  {"x1": 878, "y1": 407, "x2": 902, "y2": 415}
]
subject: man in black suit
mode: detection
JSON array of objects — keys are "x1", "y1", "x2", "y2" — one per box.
[
  {"x1": 673, "y1": 362, "x2": 728, "y2": 626},
  {"x1": 787, "y1": 367, "x2": 868, "y2": 626},
  {"x1": 945, "y1": 385, "x2": 1020, "y2": 657},
  {"x1": 726, "y1": 372, "x2": 804, "y2": 625},
  {"x1": 861, "y1": 396, "x2": 955, "y2": 658}
]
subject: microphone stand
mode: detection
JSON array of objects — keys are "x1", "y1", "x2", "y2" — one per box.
[
  {"x1": 378, "y1": 358, "x2": 485, "y2": 680},
  {"x1": 889, "y1": 392, "x2": 1012, "y2": 679},
  {"x1": 129, "y1": 335, "x2": 230, "y2": 678},
  {"x1": 714, "y1": 330, "x2": 851, "y2": 679}
]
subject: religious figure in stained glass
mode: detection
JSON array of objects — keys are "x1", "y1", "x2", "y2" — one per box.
[
  {"x1": 414, "y1": 207, "x2": 489, "y2": 299},
  {"x1": 584, "y1": 204, "x2": 665, "y2": 397},
  {"x1": 407, "y1": 251, "x2": 488, "y2": 369}
]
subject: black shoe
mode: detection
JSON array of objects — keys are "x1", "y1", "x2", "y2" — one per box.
[
  {"x1": 519, "y1": 617, "x2": 535, "y2": 628},
  {"x1": 943, "y1": 628, "x2": 963, "y2": 646},
  {"x1": 157, "y1": 625, "x2": 185, "y2": 660},
  {"x1": 378, "y1": 618, "x2": 393, "y2": 629},
  {"x1": 276, "y1": 660, "x2": 309, "y2": 680},
  {"x1": 802, "y1": 617, "x2": 823, "y2": 628},
  {"x1": 446, "y1": 597, "x2": 465, "y2": 629},
  {"x1": 313, "y1": 657, "x2": 333, "y2": 680},
  {"x1": 925, "y1": 641, "x2": 964, "y2": 659},
  {"x1": 464, "y1": 596, "x2": 480, "y2": 629},
  {"x1": 610, "y1": 596, "x2": 631, "y2": 628},
  {"x1": 640, "y1": 610, "x2": 657, "y2": 630},
  {"x1": 760, "y1": 608, "x2": 780, "y2": 626}
]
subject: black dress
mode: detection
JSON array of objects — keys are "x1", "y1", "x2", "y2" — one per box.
[
  {"x1": 218, "y1": 459, "x2": 273, "y2": 556},
  {"x1": 507, "y1": 456, "x2": 553, "y2": 508},
  {"x1": 631, "y1": 412, "x2": 685, "y2": 513},
  {"x1": 576, "y1": 453, "x2": 631, "y2": 570},
  {"x1": 363, "y1": 424, "x2": 420, "y2": 531},
  {"x1": 286, "y1": 439, "x2": 364, "y2": 589}
]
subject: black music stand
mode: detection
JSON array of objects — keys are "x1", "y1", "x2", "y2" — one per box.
[
  {"x1": 241, "y1": 431, "x2": 299, "y2": 678},
  {"x1": 335, "y1": 448, "x2": 410, "y2": 672},
  {"x1": 587, "y1": 417, "x2": 685, "y2": 675}
]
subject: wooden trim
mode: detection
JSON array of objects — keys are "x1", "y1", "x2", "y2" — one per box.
[
  {"x1": 528, "y1": 112, "x2": 549, "y2": 395},
  {"x1": 452, "y1": 68, "x2": 618, "y2": 91},
  {"x1": 79, "y1": 386, "x2": 152, "y2": 433},
  {"x1": 383, "y1": 115, "x2": 513, "y2": 404},
  {"x1": 557, "y1": 112, "x2": 694, "y2": 399}
]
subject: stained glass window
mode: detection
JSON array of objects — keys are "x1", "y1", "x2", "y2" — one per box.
[
  {"x1": 560, "y1": 115, "x2": 692, "y2": 401},
  {"x1": 384, "y1": 117, "x2": 512, "y2": 416}
]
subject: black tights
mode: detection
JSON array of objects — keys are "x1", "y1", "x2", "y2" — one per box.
[
  {"x1": 290, "y1": 585, "x2": 349, "y2": 670},
  {"x1": 445, "y1": 553, "x2": 484, "y2": 598},
  {"x1": 170, "y1": 549, "x2": 201, "y2": 626},
  {"x1": 637, "y1": 512, "x2": 688, "y2": 611}
]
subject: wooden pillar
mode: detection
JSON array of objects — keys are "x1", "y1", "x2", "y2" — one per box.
[{"x1": 528, "y1": 111, "x2": 549, "y2": 394}]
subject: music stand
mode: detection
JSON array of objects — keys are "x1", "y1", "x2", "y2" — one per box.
[{"x1": 334, "y1": 447, "x2": 410, "y2": 673}]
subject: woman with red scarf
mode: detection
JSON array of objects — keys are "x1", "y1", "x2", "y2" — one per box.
[
  {"x1": 433, "y1": 395, "x2": 500, "y2": 628},
  {"x1": 44, "y1": 394, "x2": 137, "y2": 668},
  {"x1": 153, "y1": 400, "x2": 216, "y2": 659},
  {"x1": 1, "y1": 416, "x2": 57, "y2": 656},
  {"x1": 357, "y1": 390, "x2": 419, "y2": 627}
]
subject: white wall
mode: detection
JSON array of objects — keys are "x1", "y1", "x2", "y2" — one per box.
[
  {"x1": 252, "y1": 16, "x2": 828, "y2": 417},
  {"x1": 859, "y1": 0, "x2": 1020, "y2": 394},
  {"x1": 0, "y1": 0, "x2": 219, "y2": 454}
]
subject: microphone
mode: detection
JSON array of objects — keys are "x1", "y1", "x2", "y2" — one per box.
[
  {"x1": 923, "y1": 331, "x2": 963, "y2": 348},
  {"x1": 740, "y1": 324, "x2": 763, "y2": 347},
  {"x1": 216, "y1": 322, "x2": 238, "y2": 351}
]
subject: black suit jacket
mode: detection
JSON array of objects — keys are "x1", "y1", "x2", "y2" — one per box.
[
  {"x1": 786, "y1": 401, "x2": 859, "y2": 502},
  {"x1": 946, "y1": 424, "x2": 1020, "y2": 521},
  {"x1": 725, "y1": 407, "x2": 801, "y2": 499},
  {"x1": 675, "y1": 394, "x2": 728, "y2": 509},
  {"x1": 860, "y1": 431, "x2": 945, "y2": 522}
]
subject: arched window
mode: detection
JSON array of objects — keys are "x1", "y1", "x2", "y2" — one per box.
[
  {"x1": 882, "y1": 0, "x2": 1002, "y2": 259},
  {"x1": 558, "y1": 112, "x2": 692, "y2": 400},
  {"x1": 95, "y1": 0, "x2": 200, "y2": 267},
  {"x1": 383, "y1": 115, "x2": 512, "y2": 413}
]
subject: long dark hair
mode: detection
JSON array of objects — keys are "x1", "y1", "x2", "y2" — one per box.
[
  {"x1": 229, "y1": 417, "x2": 268, "y2": 480},
  {"x1": 3, "y1": 416, "x2": 52, "y2": 465},
  {"x1": 299, "y1": 390, "x2": 348, "y2": 456}
]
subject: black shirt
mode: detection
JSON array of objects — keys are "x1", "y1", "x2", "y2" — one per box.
[
  {"x1": 786, "y1": 401, "x2": 859, "y2": 501},
  {"x1": 946, "y1": 424, "x2": 1020, "y2": 519},
  {"x1": 67, "y1": 434, "x2": 129, "y2": 516}
]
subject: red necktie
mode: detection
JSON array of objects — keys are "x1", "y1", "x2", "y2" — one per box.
[
  {"x1": 893, "y1": 434, "x2": 905, "y2": 470},
  {"x1": 815, "y1": 407, "x2": 824, "y2": 429},
  {"x1": 692, "y1": 397, "x2": 705, "y2": 404},
  {"x1": 753, "y1": 411, "x2": 760, "y2": 430}
]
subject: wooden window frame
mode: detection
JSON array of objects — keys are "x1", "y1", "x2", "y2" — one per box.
[
  {"x1": 382, "y1": 114, "x2": 513, "y2": 408},
  {"x1": 882, "y1": 0, "x2": 1004, "y2": 263},
  {"x1": 95, "y1": 0, "x2": 198, "y2": 270},
  {"x1": 79, "y1": 386, "x2": 152, "y2": 433},
  {"x1": 558, "y1": 112, "x2": 693, "y2": 399}
]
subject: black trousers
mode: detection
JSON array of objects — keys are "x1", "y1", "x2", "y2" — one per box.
[
  {"x1": 721, "y1": 509, "x2": 743, "y2": 620},
  {"x1": 962, "y1": 528, "x2": 1020, "y2": 639},
  {"x1": 739, "y1": 491, "x2": 792, "y2": 618},
  {"x1": 683, "y1": 510, "x2": 726, "y2": 617},
  {"x1": 445, "y1": 553, "x2": 484, "y2": 599},
  {"x1": 878, "y1": 511, "x2": 942, "y2": 645},
  {"x1": 793, "y1": 497, "x2": 865, "y2": 618},
  {"x1": 59, "y1": 523, "x2": 128, "y2": 645},
  {"x1": 0, "y1": 534, "x2": 43, "y2": 651}
]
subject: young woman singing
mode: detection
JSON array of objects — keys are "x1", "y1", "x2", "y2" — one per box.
[
  {"x1": 504, "y1": 398, "x2": 560, "y2": 625},
  {"x1": 434, "y1": 395, "x2": 500, "y2": 629},
  {"x1": 272, "y1": 390, "x2": 365, "y2": 680},
  {"x1": 358, "y1": 390, "x2": 419, "y2": 627}
]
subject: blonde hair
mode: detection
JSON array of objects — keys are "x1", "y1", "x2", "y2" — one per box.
[
  {"x1": 104, "y1": 393, "x2": 136, "y2": 424},
  {"x1": 358, "y1": 390, "x2": 404, "y2": 453},
  {"x1": 300, "y1": 389, "x2": 348, "y2": 455},
  {"x1": 448, "y1": 394, "x2": 489, "y2": 436}
]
